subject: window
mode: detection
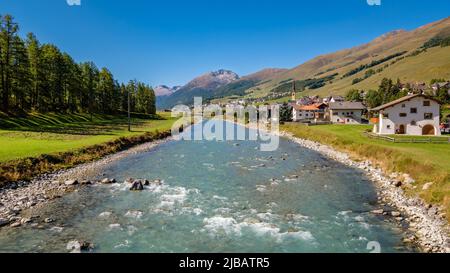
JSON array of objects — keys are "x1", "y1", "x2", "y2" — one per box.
[
  {"x1": 333, "y1": 112, "x2": 338, "y2": 116},
  {"x1": 347, "y1": 119, "x2": 350, "y2": 122},
  {"x1": 382, "y1": 113, "x2": 389, "y2": 119},
  {"x1": 399, "y1": 113, "x2": 407, "y2": 117},
  {"x1": 337, "y1": 119, "x2": 340, "y2": 122},
  {"x1": 410, "y1": 108, "x2": 417, "y2": 114},
  {"x1": 351, "y1": 112, "x2": 354, "y2": 115},
  {"x1": 402, "y1": 104, "x2": 406, "y2": 108},
  {"x1": 423, "y1": 101, "x2": 431, "y2": 106},
  {"x1": 424, "y1": 113, "x2": 433, "y2": 120},
  {"x1": 411, "y1": 121, "x2": 417, "y2": 126},
  {"x1": 387, "y1": 125, "x2": 391, "y2": 129}
]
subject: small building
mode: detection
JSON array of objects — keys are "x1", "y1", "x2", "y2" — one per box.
[
  {"x1": 292, "y1": 103, "x2": 328, "y2": 122},
  {"x1": 328, "y1": 102, "x2": 366, "y2": 124},
  {"x1": 371, "y1": 94, "x2": 441, "y2": 136},
  {"x1": 431, "y1": 82, "x2": 450, "y2": 95}
]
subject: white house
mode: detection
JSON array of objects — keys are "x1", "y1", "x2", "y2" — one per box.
[
  {"x1": 292, "y1": 103, "x2": 328, "y2": 122},
  {"x1": 328, "y1": 102, "x2": 366, "y2": 124},
  {"x1": 371, "y1": 94, "x2": 441, "y2": 136}
]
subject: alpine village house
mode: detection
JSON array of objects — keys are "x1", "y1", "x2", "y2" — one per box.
[{"x1": 371, "y1": 93, "x2": 441, "y2": 136}]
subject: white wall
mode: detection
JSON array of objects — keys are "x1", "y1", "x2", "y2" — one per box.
[
  {"x1": 293, "y1": 109, "x2": 316, "y2": 121},
  {"x1": 330, "y1": 109, "x2": 363, "y2": 124},
  {"x1": 376, "y1": 97, "x2": 441, "y2": 136}
]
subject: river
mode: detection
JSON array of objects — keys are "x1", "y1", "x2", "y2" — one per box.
[{"x1": 0, "y1": 122, "x2": 413, "y2": 253}]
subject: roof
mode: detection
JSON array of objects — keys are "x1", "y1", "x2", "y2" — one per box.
[
  {"x1": 293, "y1": 103, "x2": 327, "y2": 111},
  {"x1": 328, "y1": 101, "x2": 366, "y2": 110},
  {"x1": 370, "y1": 94, "x2": 440, "y2": 111}
]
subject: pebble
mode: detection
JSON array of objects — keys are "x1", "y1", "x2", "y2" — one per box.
[
  {"x1": 65, "y1": 179, "x2": 79, "y2": 186},
  {"x1": 422, "y1": 182, "x2": 433, "y2": 191}
]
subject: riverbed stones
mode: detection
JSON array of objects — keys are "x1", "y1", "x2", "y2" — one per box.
[{"x1": 44, "y1": 218, "x2": 54, "y2": 223}]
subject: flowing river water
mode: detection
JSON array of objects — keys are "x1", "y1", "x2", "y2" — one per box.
[{"x1": 0, "y1": 122, "x2": 413, "y2": 253}]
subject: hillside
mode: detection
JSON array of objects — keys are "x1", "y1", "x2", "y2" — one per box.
[{"x1": 244, "y1": 16, "x2": 450, "y2": 100}]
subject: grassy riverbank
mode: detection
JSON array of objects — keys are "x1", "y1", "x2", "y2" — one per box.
[
  {"x1": 0, "y1": 112, "x2": 177, "y2": 184},
  {"x1": 281, "y1": 123, "x2": 450, "y2": 221},
  {"x1": 0, "y1": 112, "x2": 176, "y2": 162}
]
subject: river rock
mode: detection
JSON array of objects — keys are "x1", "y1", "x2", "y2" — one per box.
[
  {"x1": 391, "y1": 211, "x2": 401, "y2": 217},
  {"x1": 130, "y1": 180, "x2": 144, "y2": 191},
  {"x1": 143, "y1": 180, "x2": 150, "y2": 186},
  {"x1": 125, "y1": 178, "x2": 134, "y2": 184},
  {"x1": 153, "y1": 179, "x2": 163, "y2": 186},
  {"x1": 80, "y1": 180, "x2": 92, "y2": 185},
  {"x1": 44, "y1": 218, "x2": 54, "y2": 223},
  {"x1": 101, "y1": 178, "x2": 116, "y2": 184},
  {"x1": 66, "y1": 240, "x2": 94, "y2": 253},
  {"x1": 65, "y1": 179, "x2": 79, "y2": 186},
  {"x1": 371, "y1": 209, "x2": 384, "y2": 215},
  {"x1": 0, "y1": 218, "x2": 10, "y2": 227},
  {"x1": 98, "y1": 211, "x2": 112, "y2": 218},
  {"x1": 20, "y1": 218, "x2": 32, "y2": 224},
  {"x1": 10, "y1": 222, "x2": 21, "y2": 228}
]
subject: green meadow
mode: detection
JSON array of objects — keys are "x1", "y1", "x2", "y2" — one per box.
[{"x1": 0, "y1": 112, "x2": 176, "y2": 162}]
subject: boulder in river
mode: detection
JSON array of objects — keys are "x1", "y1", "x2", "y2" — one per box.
[
  {"x1": 44, "y1": 218, "x2": 54, "y2": 223},
  {"x1": 66, "y1": 240, "x2": 95, "y2": 253},
  {"x1": 101, "y1": 178, "x2": 116, "y2": 184},
  {"x1": 130, "y1": 180, "x2": 144, "y2": 191},
  {"x1": 80, "y1": 180, "x2": 92, "y2": 185}
]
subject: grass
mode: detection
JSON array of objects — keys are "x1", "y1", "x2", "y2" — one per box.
[
  {"x1": 0, "y1": 112, "x2": 176, "y2": 162},
  {"x1": 281, "y1": 123, "x2": 450, "y2": 221}
]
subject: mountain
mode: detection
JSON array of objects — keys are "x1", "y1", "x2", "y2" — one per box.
[
  {"x1": 156, "y1": 68, "x2": 287, "y2": 109},
  {"x1": 245, "y1": 16, "x2": 450, "y2": 99},
  {"x1": 157, "y1": 17, "x2": 450, "y2": 108},
  {"x1": 157, "y1": 69, "x2": 240, "y2": 108},
  {"x1": 154, "y1": 85, "x2": 181, "y2": 97}
]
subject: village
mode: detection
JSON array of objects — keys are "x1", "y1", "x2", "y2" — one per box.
[{"x1": 219, "y1": 80, "x2": 450, "y2": 137}]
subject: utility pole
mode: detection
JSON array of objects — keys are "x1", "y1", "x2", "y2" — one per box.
[{"x1": 128, "y1": 88, "x2": 131, "y2": 132}]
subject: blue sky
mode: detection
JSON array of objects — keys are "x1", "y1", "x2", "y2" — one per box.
[{"x1": 0, "y1": 0, "x2": 449, "y2": 86}]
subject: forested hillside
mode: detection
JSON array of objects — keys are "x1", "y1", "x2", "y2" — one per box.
[{"x1": 0, "y1": 14, "x2": 156, "y2": 115}]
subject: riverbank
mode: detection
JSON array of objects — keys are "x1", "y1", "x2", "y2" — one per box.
[
  {"x1": 0, "y1": 135, "x2": 173, "y2": 229},
  {"x1": 276, "y1": 126, "x2": 449, "y2": 253}
]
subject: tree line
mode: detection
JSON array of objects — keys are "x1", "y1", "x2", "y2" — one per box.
[
  {"x1": 0, "y1": 14, "x2": 156, "y2": 115},
  {"x1": 345, "y1": 78, "x2": 450, "y2": 109}
]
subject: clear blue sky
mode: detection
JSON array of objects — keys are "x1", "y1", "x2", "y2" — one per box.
[{"x1": 0, "y1": 0, "x2": 449, "y2": 87}]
